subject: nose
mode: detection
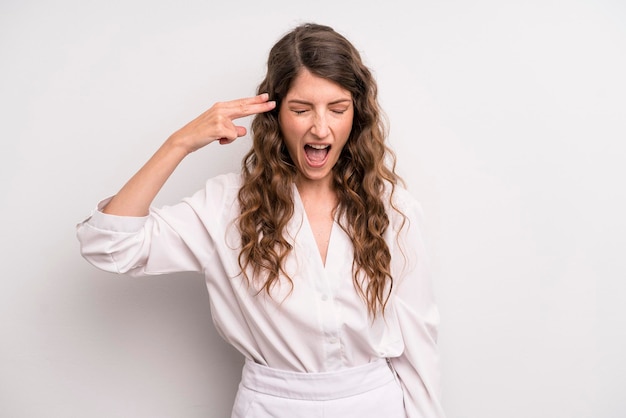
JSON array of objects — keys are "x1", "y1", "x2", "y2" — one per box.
[{"x1": 311, "y1": 113, "x2": 330, "y2": 138}]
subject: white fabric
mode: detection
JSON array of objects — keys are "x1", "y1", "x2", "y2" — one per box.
[
  {"x1": 233, "y1": 358, "x2": 405, "y2": 417},
  {"x1": 76, "y1": 172, "x2": 446, "y2": 418}
]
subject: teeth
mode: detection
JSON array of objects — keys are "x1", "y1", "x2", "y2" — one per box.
[{"x1": 308, "y1": 144, "x2": 329, "y2": 150}]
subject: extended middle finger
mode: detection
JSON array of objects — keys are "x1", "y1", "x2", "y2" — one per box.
[{"x1": 225, "y1": 94, "x2": 276, "y2": 119}]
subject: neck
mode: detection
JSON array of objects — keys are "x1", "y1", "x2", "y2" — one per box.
[
  {"x1": 295, "y1": 178, "x2": 337, "y2": 209},
  {"x1": 296, "y1": 176, "x2": 334, "y2": 196}
]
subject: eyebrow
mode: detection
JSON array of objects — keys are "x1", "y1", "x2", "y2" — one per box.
[{"x1": 286, "y1": 99, "x2": 352, "y2": 106}]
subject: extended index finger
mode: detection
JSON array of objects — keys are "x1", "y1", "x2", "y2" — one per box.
[{"x1": 226, "y1": 93, "x2": 276, "y2": 119}]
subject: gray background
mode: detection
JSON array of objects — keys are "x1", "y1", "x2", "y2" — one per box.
[{"x1": 1, "y1": 0, "x2": 624, "y2": 416}]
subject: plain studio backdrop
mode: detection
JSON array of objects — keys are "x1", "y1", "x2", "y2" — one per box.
[{"x1": 1, "y1": 0, "x2": 624, "y2": 417}]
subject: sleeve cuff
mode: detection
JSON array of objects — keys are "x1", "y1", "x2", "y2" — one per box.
[{"x1": 84, "y1": 197, "x2": 149, "y2": 233}]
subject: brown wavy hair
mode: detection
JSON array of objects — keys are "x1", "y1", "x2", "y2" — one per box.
[{"x1": 237, "y1": 23, "x2": 404, "y2": 316}]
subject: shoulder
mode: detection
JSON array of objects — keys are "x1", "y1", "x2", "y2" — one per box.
[
  {"x1": 384, "y1": 182, "x2": 423, "y2": 217},
  {"x1": 198, "y1": 172, "x2": 244, "y2": 204},
  {"x1": 203, "y1": 172, "x2": 243, "y2": 192},
  {"x1": 382, "y1": 182, "x2": 428, "y2": 239},
  {"x1": 182, "y1": 172, "x2": 243, "y2": 212}
]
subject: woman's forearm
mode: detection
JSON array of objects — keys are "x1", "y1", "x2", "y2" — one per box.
[{"x1": 102, "y1": 137, "x2": 189, "y2": 217}]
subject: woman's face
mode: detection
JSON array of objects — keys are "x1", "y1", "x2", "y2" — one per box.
[{"x1": 278, "y1": 69, "x2": 354, "y2": 187}]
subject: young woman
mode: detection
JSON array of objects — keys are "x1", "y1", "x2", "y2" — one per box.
[{"x1": 77, "y1": 22, "x2": 446, "y2": 418}]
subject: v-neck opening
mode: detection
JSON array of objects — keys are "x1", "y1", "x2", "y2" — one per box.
[{"x1": 292, "y1": 185, "x2": 337, "y2": 270}]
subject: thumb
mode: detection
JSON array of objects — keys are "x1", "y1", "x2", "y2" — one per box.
[{"x1": 235, "y1": 126, "x2": 247, "y2": 137}]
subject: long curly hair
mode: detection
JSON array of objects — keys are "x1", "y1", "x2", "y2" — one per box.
[{"x1": 237, "y1": 23, "x2": 404, "y2": 316}]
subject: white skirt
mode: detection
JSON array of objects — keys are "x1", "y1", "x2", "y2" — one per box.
[{"x1": 231, "y1": 358, "x2": 406, "y2": 418}]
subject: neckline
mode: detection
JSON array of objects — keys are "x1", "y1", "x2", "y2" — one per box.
[{"x1": 292, "y1": 184, "x2": 338, "y2": 269}]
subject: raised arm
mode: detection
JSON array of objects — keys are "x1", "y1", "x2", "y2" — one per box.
[{"x1": 102, "y1": 93, "x2": 275, "y2": 217}]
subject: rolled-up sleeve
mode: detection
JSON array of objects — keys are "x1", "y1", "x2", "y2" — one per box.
[
  {"x1": 76, "y1": 191, "x2": 216, "y2": 277},
  {"x1": 389, "y1": 193, "x2": 446, "y2": 418}
]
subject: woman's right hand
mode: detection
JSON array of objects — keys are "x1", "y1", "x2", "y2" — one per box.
[
  {"x1": 101, "y1": 93, "x2": 275, "y2": 217},
  {"x1": 167, "y1": 93, "x2": 276, "y2": 154}
]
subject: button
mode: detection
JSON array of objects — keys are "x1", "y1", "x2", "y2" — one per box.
[
  {"x1": 321, "y1": 294, "x2": 328, "y2": 301},
  {"x1": 328, "y1": 337, "x2": 338, "y2": 344}
]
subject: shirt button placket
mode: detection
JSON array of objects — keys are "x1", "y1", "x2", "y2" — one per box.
[{"x1": 321, "y1": 276, "x2": 343, "y2": 369}]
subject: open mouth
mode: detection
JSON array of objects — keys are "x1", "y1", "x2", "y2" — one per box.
[{"x1": 304, "y1": 144, "x2": 330, "y2": 165}]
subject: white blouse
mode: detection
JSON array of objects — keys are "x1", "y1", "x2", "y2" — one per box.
[{"x1": 76, "y1": 172, "x2": 446, "y2": 418}]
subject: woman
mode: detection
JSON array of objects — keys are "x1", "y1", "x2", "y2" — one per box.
[{"x1": 77, "y1": 22, "x2": 445, "y2": 418}]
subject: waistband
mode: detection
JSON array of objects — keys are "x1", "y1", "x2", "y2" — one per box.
[{"x1": 240, "y1": 358, "x2": 395, "y2": 401}]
